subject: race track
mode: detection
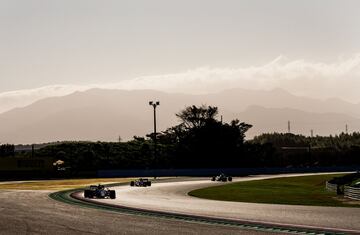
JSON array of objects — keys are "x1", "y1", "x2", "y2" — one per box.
[
  {"x1": 0, "y1": 189, "x2": 268, "y2": 235},
  {"x1": 77, "y1": 174, "x2": 360, "y2": 234}
]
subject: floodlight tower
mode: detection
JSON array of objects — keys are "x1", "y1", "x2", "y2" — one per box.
[
  {"x1": 149, "y1": 101, "x2": 160, "y2": 140},
  {"x1": 149, "y1": 101, "x2": 160, "y2": 170}
]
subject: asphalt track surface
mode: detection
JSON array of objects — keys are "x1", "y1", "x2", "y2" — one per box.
[
  {"x1": 76, "y1": 174, "x2": 360, "y2": 234},
  {"x1": 0, "y1": 187, "x2": 270, "y2": 234}
]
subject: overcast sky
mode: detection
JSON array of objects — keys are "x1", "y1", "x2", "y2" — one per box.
[{"x1": 1, "y1": 0, "x2": 360, "y2": 106}]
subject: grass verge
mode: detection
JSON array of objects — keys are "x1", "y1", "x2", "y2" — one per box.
[{"x1": 189, "y1": 174, "x2": 360, "y2": 207}]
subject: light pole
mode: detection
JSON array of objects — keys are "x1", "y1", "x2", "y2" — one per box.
[{"x1": 149, "y1": 101, "x2": 160, "y2": 171}]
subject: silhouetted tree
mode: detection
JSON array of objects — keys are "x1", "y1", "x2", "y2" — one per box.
[
  {"x1": 161, "y1": 105, "x2": 253, "y2": 168},
  {"x1": 0, "y1": 144, "x2": 15, "y2": 157},
  {"x1": 176, "y1": 105, "x2": 218, "y2": 129}
]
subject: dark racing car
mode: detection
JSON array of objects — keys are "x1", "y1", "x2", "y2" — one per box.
[
  {"x1": 84, "y1": 184, "x2": 116, "y2": 199},
  {"x1": 130, "y1": 178, "x2": 152, "y2": 187},
  {"x1": 211, "y1": 173, "x2": 232, "y2": 182}
]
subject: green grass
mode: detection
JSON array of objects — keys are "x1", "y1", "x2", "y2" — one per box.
[{"x1": 189, "y1": 174, "x2": 360, "y2": 207}]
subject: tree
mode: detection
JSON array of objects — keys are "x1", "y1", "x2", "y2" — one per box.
[
  {"x1": 176, "y1": 105, "x2": 218, "y2": 129},
  {"x1": 229, "y1": 119, "x2": 253, "y2": 144},
  {"x1": 167, "y1": 105, "x2": 252, "y2": 167},
  {"x1": 0, "y1": 144, "x2": 15, "y2": 157}
]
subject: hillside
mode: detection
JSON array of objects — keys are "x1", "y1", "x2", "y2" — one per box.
[{"x1": 0, "y1": 88, "x2": 358, "y2": 143}]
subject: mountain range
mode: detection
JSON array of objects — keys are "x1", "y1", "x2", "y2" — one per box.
[{"x1": 0, "y1": 88, "x2": 359, "y2": 144}]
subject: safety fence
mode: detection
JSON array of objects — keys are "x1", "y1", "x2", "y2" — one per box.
[
  {"x1": 344, "y1": 186, "x2": 360, "y2": 200},
  {"x1": 99, "y1": 166, "x2": 359, "y2": 177},
  {"x1": 326, "y1": 181, "x2": 360, "y2": 200},
  {"x1": 325, "y1": 181, "x2": 338, "y2": 193}
]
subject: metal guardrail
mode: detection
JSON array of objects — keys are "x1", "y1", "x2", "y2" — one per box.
[
  {"x1": 326, "y1": 181, "x2": 360, "y2": 200},
  {"x1": 326, "y1": 181, "x2": 338, "y2": 193},
  {"x1": 344, "y1": 186, "x2": 360, "y2": 200},
  {"x1": 99, "y1": 166, "x2": 360, "y2": 177}
]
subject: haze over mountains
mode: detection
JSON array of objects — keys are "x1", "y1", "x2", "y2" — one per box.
[{"x1": 0, "y1": 88, "x2": 359, "y2": 144}]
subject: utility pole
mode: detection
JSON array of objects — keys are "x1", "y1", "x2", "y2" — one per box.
[
  {"x1": 288, "y1": 121, "x2": 291, "y2": 133},
  {"x1": 31, "y1": 144, "x2": 35, "y2": 158},
  {"x1": 346, "y1": 124, "x2": 348, "y2": 134},
  {"x1": 220, "y1": 115, "x2": 223, "y2": 123},
  {"x1": 149, "y1": 101, "x2": 160, "y2": 171},
  {"x1": 311, "y1": 129, "x2": 313, "y2": 138}
]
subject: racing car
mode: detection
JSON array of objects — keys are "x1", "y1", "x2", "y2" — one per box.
[
  {"x1": 130, "y1": 178, "x2": 152, "y2": 187},
  {"x1": 84, "y1": 184, "x2": 116, "y2": 199},
  {"x1": 211, "y1": 173, "x2": 232, "y2": 182}
]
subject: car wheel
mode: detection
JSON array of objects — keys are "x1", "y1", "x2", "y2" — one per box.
[
  {"x1": 84, "y1": 190, "x2": 90, "y2": 198},
  {"x1": 110, "y1": 190, "x2": 116, "y2": 199}
]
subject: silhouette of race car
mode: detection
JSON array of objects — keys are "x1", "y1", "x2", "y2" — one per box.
[
  {"x1": 130, "y1": 178, "x2": 152, "y2": 187},
  {"x1": 84, "y1": 184, "x2": 116, "y2": 199},
  {"x1": 211, "y1": 173, "x2": 232, "y2": 182}
]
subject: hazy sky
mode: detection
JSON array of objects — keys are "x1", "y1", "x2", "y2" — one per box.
[{"x1": 1, "y1": 0, "x2": 360, "y2": 107}]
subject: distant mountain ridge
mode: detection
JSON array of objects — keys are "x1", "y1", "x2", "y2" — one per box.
[
  {"x1": 0, "y1": 88, "x2": 359, "y2": 144},
  {"x1": 231, "y1": 105, "x2": 359, "y2": 138},
  {"x1": 206, "y1": 88, "x2": 360, "y2": 118}
]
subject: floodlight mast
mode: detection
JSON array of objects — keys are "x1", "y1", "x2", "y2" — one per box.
[{"x1": 149, "y1": 101, "x2": 160, "y2": 171}]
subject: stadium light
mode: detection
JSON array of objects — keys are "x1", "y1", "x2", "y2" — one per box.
[
  {"x1": 149, "y1": 101, "x2": 160, "y2": 172},
  {"x1": 149, "y1": 101, "x2": 160, "y2": 139}
]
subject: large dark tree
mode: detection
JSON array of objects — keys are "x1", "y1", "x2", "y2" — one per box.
[
  {"x1": 162, "y1": 105, "x2": 252, "y2": 168},
  {"x1": 176, "y1": 105, "x2": 218, "y2": 129}
]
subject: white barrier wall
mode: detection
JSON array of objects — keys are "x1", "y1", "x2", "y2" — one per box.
[{"x1": 344, "y1": 186, "x2": 360, "y2": 200}]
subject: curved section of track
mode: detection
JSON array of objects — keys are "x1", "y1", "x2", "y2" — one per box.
[{"x1": 50, "y1": 174, "x2": 360, "y2": 234}]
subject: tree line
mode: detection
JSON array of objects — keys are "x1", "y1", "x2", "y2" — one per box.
[{"x1": 2, "y1": 105, "x2": 360, "y2": 174}]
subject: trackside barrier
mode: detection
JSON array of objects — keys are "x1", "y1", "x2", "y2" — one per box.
[
  {"x1": 344, "y1": 186, "x2": 360, "y2": 200},
  {"x1": 325, "y1": 181, "x2": 338, "y2": 193},
  {"x1": 98, "y1": 166, "x2": 360, "y2": 177}
]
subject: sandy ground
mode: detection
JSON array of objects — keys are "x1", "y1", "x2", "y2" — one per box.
[
  {"x1": 83, "y1": 173, "x2": 360, "y2": 233},
  {"x1": 0, "y1": 189, "x2": 271, "y2": 235}
]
